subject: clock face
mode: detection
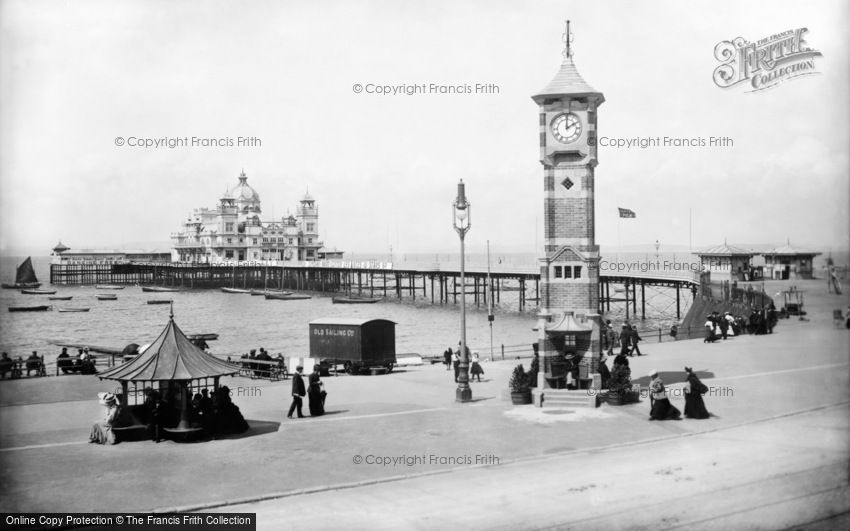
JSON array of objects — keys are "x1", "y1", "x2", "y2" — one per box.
[{"x1": 551, "y1": 113, "x2": 582, "y2": 144}]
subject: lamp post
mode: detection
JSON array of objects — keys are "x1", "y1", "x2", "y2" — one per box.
[
  {"x1": 655, "y1": 239, "x2": 661, "y2": 262},
  {"x1": 453, "y1": 180, "x2": 472, "y2": 403}
]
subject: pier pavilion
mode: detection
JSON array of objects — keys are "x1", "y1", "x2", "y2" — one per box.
[{"x1": 170, "y1": 170, "x2": 326, "y2": 263}]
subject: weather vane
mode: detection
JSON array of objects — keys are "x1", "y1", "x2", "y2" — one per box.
[{"x1": 562, "y1": 19, "x2": 574, "y2": 60}]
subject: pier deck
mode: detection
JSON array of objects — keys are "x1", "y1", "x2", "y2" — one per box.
[{"x1": 50, "y1": 260, "x2": 702, "y2": 318}]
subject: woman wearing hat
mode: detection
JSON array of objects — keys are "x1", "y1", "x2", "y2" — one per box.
[
  {"x1": 89, "y1": 392, "x2": 122, "y2": 444},
  {"x1": 597, "y1": 354, "x2": 611, "y2": 389},
  {"x1": 683, "y1": 367, "x2": 711, "y2": 419},
  {"x1": 648, "y1": 370, "x2": 681, "y2": 421},
  {"x1": 470, "y1": 352, "x2": 484, "y2": 382}
]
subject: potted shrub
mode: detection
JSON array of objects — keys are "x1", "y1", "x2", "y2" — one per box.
[
  {"x1": 508, "y1": 364, "x2": 532, "y2": 405},
  {"x1": 527, "y1": 355, "x2": 539, "y2": 389},
  {"x1": 605, "y1": 364, "x2": 633, "y2": 405}
]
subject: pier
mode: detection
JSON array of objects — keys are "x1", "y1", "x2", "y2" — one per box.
[{"x1": 50, "y1": 260, "x2": 702, "y2": 319}]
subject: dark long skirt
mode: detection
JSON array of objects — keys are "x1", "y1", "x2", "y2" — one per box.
[
  {"x1": 308, "y1": 385, "x2": 325, "y2": 416},
  {"x1": 649, "y1": 398, "x2": 681, "y2": 420},
  {"x1": 684, "y1": 393, "x2": 710, "y2": 419},
  {"x1": 598, "y1": 362, "x2": 611, "y2": 389}
]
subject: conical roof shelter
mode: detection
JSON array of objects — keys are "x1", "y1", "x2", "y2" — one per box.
[{"x1": 98, "y1": 315, "x2": 238, "y2": 382}]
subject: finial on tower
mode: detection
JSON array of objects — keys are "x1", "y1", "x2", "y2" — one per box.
[{"x1": 562, "y1": 20, "x2": 574, "y2": 60}]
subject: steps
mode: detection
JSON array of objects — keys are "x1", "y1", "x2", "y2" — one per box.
[{"x1": 540, "y1": 389, "x2": 598, "y2": 409}]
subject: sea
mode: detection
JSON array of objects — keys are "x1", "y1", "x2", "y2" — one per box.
[
  {"x1": 0, "y1": 256, "x2": 541, "y2": 364},
  {"x1": 2, "y1": 250, "x2": 843, "y2": 365}
]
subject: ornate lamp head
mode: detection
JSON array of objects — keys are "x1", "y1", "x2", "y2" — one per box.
[{"x1": 453, "y1": 180, "x2": 471, "y2": 235}]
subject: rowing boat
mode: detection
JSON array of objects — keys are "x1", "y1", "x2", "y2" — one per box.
[
  {"x1": 186, "y1": 333, "x2": 219, "y2": 341},
  {"x1": 48, "y1": 296, "x2": 73, "y2": 300},
  {"x1": 96, "y1": 285, "x2": 124, "y2": 290},
  {"x1": 58, "y1": 308, "x2": 90, "y2": 313},
  {"x1": 332, "y1": 296, "x2": 382, "y2": 304},
  {"x1": 251, "y1": 289, "x2": 292, "y2": 296},
  {"x1": 221, "y1": 287, "x2": 251, "y2": 294},
  {"x1": 9, "y1": 305, "x2": 50, "y2": 312},
  {"x1": 146, "y1": 300, "x2": 172, "y2": 305},
  {"x1": 21, "y1": 288, "x2": 57, "y2": 295},
  {"x1": 97, "y1": 294, "x2": 118, "y2": 300},
  {"x1": 264, "y1": 293, "x2": 311, "y2": 300},
  {"x1": 142, "y1": 286, "x2": 180, "y2": 292}
]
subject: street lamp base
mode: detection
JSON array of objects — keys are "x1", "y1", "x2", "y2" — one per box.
[{"x1": 456, "y1": 387, "x2": 472, "y2": 403}]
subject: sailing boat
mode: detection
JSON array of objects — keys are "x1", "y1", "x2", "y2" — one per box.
[{"x1": 1, "y1": 257, "x2": 41, "y2": 289}]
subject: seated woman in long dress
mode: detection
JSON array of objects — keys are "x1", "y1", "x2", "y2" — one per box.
[
  {"x1": 89, "y1": 392, "x2": 121, "y2": 444},
  {"x1": 648, "y1": 370, "x2": 681, "y2": 421}
]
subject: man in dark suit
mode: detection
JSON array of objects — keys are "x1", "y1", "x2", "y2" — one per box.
[{"x1": 288, "y1": 365, "x2": 306, "y2": 418}]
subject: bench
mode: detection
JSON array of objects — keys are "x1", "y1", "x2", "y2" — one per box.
[
  {"x1": 1, "y1": 359, "x2": 46, "y2": 379},
  {"x1": 232, "y1": 358, "x2": 289, "y2": 381},
  {"x1": 112, "y1": 425, "x2": 149, "y2": 442}
]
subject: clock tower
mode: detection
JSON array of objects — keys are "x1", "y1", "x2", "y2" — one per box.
[{"x1": 532, "y1": 21, "x2": 604, "y2": 393}]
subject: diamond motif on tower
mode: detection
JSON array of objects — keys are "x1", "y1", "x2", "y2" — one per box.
[{"x1": 561, "y1": 177, "x2": 574, "y2": 190}]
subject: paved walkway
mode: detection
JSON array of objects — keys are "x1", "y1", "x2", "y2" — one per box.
[
  {"x1": 0, "y1": 279, "x2": 847, "y2": 528},
  {"x1": 210, "y1": 404, "x2": 850, "y2": 530}
]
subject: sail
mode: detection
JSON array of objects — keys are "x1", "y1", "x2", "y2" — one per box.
[{"x1": 16, "y1": 257, "x2": 39, "y2": 284}]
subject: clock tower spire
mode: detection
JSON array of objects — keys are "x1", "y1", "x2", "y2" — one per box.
[{"x1": 532, "y1": 22, "x2": 605, "y2": 394}]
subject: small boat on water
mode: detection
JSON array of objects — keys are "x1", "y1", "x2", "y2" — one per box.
[
  {"x1": 265, "y1": 293, "x2": 311, "y2": 300},
  {"x1": 221, "y1": 287, "x2": 251, "y2": 294},
  {"x1": 21, "y1": 288, "x2": 57, "y2": 295},
  {"x1": 251, "y1": 289, "x2": 292, "y2": 296},
  {"x1": 142, "y1": 286, "x2": 180, "y2": 292},
  {"x1": 48, "y1": 296, "x2": 73, "y2": 301},
  {"x1": 147, "y1": 299, "x2": 172, "y2": 305},
  {"x1": 96, "y1": 285, "x2": 124, "y2": 290},
  {"x1": 333, "y1": 296, "x2": 382, "y2": 304},
  {"x1": 58, "y1": 308, "x2": 90, "y2": 313},
  {"x1": 1, "y1": 257, "x2": 41, "y2": 289},
  {"x1": 186, "y1": 333, "x2": 219, "y2": 341},
  {"x1": 9, "y1": 305, "x2": 51, "y2": 312},
  {"x1": 97, "y1": 294, "x2": 118, "y2": 300}
]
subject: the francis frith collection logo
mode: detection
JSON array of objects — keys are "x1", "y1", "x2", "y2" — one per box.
[{"x1": 713, "y1": 28, "x2": 822, "y2": 92}]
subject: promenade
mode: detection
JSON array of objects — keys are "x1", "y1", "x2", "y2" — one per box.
[{"x1": 0, "y1": 279, "x2": 847, "y2": 529}]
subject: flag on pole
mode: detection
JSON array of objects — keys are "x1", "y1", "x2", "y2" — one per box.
[{"x1": 618, "y1": 207, "x2": 636, "y2": 218}]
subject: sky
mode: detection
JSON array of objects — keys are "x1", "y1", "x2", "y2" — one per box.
[{"x1": 1, "y1": 0, "x2": 847, "y2": 258}]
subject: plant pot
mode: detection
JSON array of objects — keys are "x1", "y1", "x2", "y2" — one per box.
[
  {"x1": 510, "y1": 391, "x2": 532, "y2": 405},
  {"x1": 605, "y1": 392, "x2": 623, "y2": 406}
]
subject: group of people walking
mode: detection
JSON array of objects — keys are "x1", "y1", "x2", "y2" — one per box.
[
  {"x1": 704, "y1": 306, "x2": 776, "y2": 343},
  {"x1": 603, "y1": 321, "x2": 644, "y2": 357},
  {"x1": 647, "y1": 367, "x2": 711, "y2": 421},
  {"x1": 288, "y1": 365, "x2": 326, "y2": 418}
]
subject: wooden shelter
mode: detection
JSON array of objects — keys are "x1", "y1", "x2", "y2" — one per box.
[{"x1": 98, "y1": 312, "x2": 239, "y2": 432}]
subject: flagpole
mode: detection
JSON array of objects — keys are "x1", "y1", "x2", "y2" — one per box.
[
  {"x1": 617, "y1": 211, "x2": 621, "y2": 260},
  {"x1": 689, "y1": 207, "x2": 693, "y2": 252}
]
